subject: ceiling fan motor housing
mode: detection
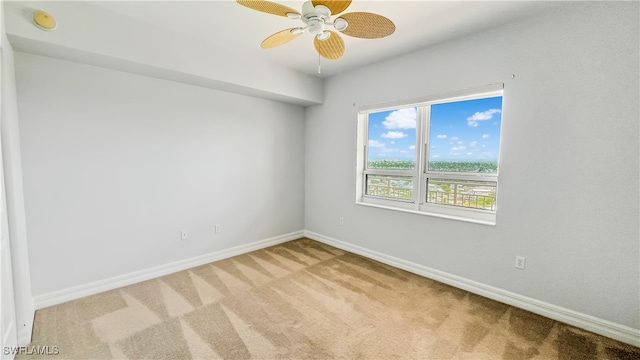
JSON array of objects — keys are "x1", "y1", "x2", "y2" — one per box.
[
  {"x1": 308, "y1": 19, "x2": 323, "y2": 35},
  {"x1": 301, "y1": 1, "x2": 331, "y2": 35}
]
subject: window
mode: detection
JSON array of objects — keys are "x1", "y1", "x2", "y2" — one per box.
[{"x1": 356, "y1": 84, "x2": 503, "y2": 225}]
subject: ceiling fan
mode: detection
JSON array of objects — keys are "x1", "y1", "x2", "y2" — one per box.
[{"x1": 237, "y1": 0, "x2": 395, "y2": 60}]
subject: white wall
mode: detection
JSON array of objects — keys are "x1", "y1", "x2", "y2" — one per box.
[
  {"x1": 14, "y1": 53, "x2": 306, "y2": 297},
  {"x1": 0, "y1": 4, "x2": 19, "y2": 352},
  {"x1": 305, "y1": 1, "x2": 639, "y2": 331},
  {"x1": 1, "y1": 163, "x2": 18, "y2": 358},
  {"x1": 1, "y1": 5, "x2": 34, "y2": 345}
]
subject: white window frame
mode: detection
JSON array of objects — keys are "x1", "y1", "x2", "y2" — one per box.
[{"x1": 355, "y1": 83, "x2": 504, "y2": 225}]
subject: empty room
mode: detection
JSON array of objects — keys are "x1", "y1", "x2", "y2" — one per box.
[{"x1": 1, "y1": 1, "x2": 638, "y2": 359}]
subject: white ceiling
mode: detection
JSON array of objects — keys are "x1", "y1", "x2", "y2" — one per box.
[
  {"x1": 4, "y1": 1, "x2": 570, "y2": 105},
  {"x1": 89, "y1": 0, "x2": 565, "y2": 78}
]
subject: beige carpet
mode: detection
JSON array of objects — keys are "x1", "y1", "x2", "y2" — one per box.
[{"x1": 20, "y1": 238, "x2": 639, "y2": 359}]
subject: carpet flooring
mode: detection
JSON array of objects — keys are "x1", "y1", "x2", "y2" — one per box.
[{"x1": 19, "y1": 238, "x2": 640, "y2": 359}]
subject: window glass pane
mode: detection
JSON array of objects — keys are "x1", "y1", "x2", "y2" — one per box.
[
  {"x1": 428, "y1": 96, "x2": 502, "y2": 173},
  {"x1": 367, "y1": 107, "x2": 417, "y2": 170},
  {"x1": 426, "y1": 179, "x2": 496, "y2": 211},
  {"x1": 366, "y1": 175, "x2": 413, "y2": 200}
]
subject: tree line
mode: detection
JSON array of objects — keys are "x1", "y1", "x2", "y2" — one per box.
[{"x1": 369, "y1": 160, "x2": 498, "y2": 173}]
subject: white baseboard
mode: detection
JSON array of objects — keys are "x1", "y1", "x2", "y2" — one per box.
[
  {"x1": 33, "y1": 230, "x2": 304, "y2": 310},
  {"x1": 304, "y1": 230, "x2": 640, "y2": 348},
  {"x1": 16, "y1": 301, "x2": 34, "y2": 346},
  {"x1": 17, "y1": 328, "x2": 31, "y2": 346}
]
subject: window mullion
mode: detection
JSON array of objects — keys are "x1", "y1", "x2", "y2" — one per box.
[
  {"x1": 425, "y1": 172, "x2": 498, "y2": 182},
  {"x1": 364, "y1": 169, "x2": 414, "y2": 177},
  {"x1": 416, "y1": 105, "x2": 428, "y2": 207},
  {"x1": 362, "y1": 113, "x2": 369, "y2": 171}
]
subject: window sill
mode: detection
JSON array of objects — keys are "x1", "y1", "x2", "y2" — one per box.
[{"x1": 356, "y1": 199, "x2": 497, "y2": 226}]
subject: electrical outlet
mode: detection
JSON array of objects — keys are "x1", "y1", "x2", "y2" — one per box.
[
  {"x1": 339, "y1": 217, "x2": 344, "y2": 225},
  {"x1": 515, "y1": 256, "x2": 526, "y2": 270},
  {"x1": 215, "y1": 224, "x2": 221, "y2": 234},
  {"x1": 181, "y1": 230, "x2": 188, "y2": 241}
]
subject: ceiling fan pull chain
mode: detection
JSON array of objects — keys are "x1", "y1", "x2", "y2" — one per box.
[{"x1": 318, "y1": 53, "x2": 322, "y2": 74}]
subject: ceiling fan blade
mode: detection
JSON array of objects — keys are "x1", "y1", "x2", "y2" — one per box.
[
  {"x1": 339, "y1": 12, "x2": 395, "y2": 39},
  {"x1": 237, "y1": 0, "x2": 300, "y2": 17},
  {"x1": 261, "y1": 28, "x2": 302, "y2": 48},
  {"x1": 311, "y1": 0, "x2": 351, "y2": 15},
  {"x1": 314, "y1": 31, "x2": 345, "y2": 60}
]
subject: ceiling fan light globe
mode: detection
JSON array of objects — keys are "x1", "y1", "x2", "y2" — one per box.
[
  {"x1": 286, "y1": 12, "x2": 301, "y2": 20},
  {"x1": 308, "y1": 19, "x2": 324, "y2": 35},
  {"x1": 334, "y1": 18, "x2": 348, "y2": 31},
  {"x1": 314, "y1": 5, "x2": 331, "y2": 17},
  {"x1": 291, "y1": 27, "x2": 305, "y2": 35},
  {"x1": 317, "y1": 31, "x2": 331, "y2": 41}
]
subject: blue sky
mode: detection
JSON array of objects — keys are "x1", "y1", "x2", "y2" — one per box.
[{"x1": 367, "y1": 96, "x2": 502, "y2": 162}]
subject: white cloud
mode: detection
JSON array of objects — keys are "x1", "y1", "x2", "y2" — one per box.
[
  {"x1": 409, "y1": 145, "x2": 415, "y2": 150},
  {"x1": 382, "y1": 108, "x2": 417, "y2": 129},
  {"x1": 467, "y1": 109, "x2": 501, "y2": 127},
  {"x1": 368, "y1": 140, "x2": 385, "y2": 148},
  {"x1": 451, "y1": 146, "x2": 467, "y2": 151},
  {"x1": 469, "y1": 141, "x2": 478, "y2": 147},
  {"x1": 482, "y1": 134, "x2": 490, "y2": 139},
  {"x1": 437, "y1": 134, "x2": 447, "y2": 139},
  {"x1": 390, "y1": 141, "x2": 395, "y2": 144},
  {"x1": 432, "y1": 155, "x2": 440, "y2": 158},
  {"x1": 381, "y1": 131, "x2": 408, "y2": 139},
  {"x1": 457, "y1": 141, "x2": 464, "y2": 145},
  {"x1": 466, "y1": 152, "x2": 473, "y2": 156},
  {"x1": 450, "y1": 137, "x2": 459, "y2": 141}
]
